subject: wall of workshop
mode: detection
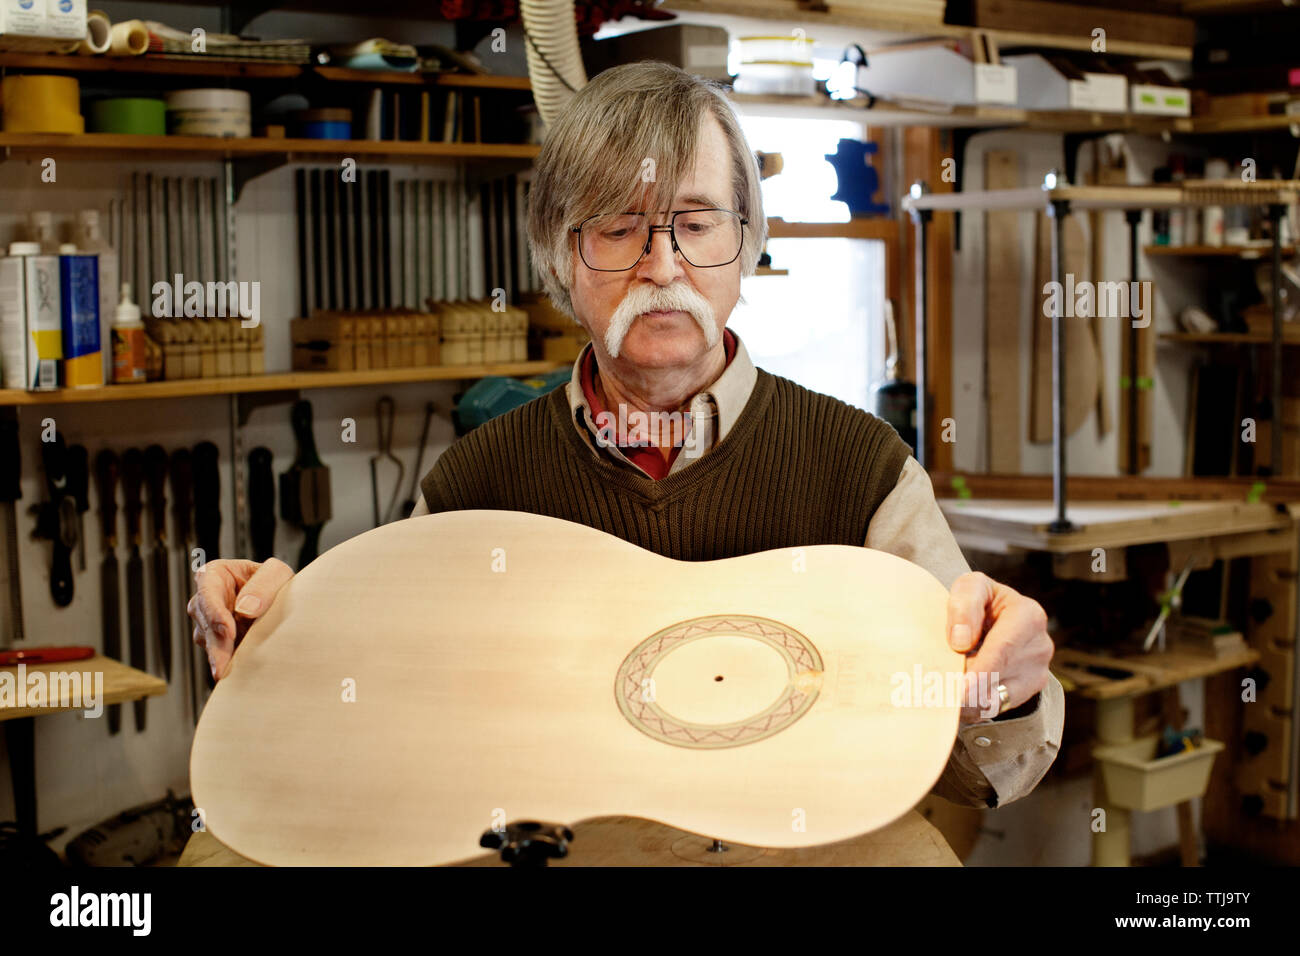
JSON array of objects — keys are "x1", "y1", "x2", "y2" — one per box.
[
  {"x1": 1, "y1": 0, "x2": 529, "y2": 846},
  {"x1": 950, "y1": 131, "x2": 1201, "y2": 477}
]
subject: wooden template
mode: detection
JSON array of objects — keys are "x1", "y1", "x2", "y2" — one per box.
[
  {"x1": 984, "y1": 150, "x2": 1021, "y2": 472},
  {"x1": 190, "y1": 510, "x2": 962, "y2": 866}
]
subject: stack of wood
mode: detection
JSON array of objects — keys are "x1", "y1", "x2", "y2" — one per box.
[
  {"x1": 519, "y1": 292, "x2": 590, "y2": 362},
  {"x1": 290, "y1": 310, "x2": 441, "y2": 372},
  {"x1": 148, "y1": 316, "x2": 266, "y2": 380}
]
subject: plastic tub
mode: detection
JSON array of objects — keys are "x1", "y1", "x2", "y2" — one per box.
[{"x1": 1093, "y1": 735, "x2": 1224, "y2": 812}]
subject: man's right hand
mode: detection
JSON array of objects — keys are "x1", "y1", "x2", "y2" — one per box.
[{"x1": 186, "y1": 558, "x2": 294, "y2": 681}]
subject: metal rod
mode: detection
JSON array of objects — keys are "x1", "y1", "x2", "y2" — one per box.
[
  {"x1": 1049, "y1": 198, "x2": 1073, "y2": 532},
  {"x1": 1125, "y1": 209, "x2": 1142, "y2": 476},
  {"x1": 910, "y1": 200, "x2": 932, "y2": 468},
  {"x1": 223, "y1": 159, "x2": 248, "y2": 557},
  {"x1": 1269, "y1": 203, "x2": 1285, "y2": 475}
]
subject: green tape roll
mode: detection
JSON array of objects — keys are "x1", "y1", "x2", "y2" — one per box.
[{"x1": 89, "y1": 98, "x2": 167, "y2": 135}]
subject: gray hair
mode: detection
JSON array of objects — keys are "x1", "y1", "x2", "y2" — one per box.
[{"x1": 527, "y1": 60, "x2": 767, "y2": 319}]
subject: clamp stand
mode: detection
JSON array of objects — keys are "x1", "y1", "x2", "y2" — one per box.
[{"x1": 480, "y1": 820, "x2": 575, "y2": 867}]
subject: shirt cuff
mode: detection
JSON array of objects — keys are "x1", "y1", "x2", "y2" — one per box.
[{"x1": 931, "y1": 673, "x2": 1066, "y2": 809}]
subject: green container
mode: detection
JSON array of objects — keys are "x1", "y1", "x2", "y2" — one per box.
[{"x1": 89, "y1": 98, "x2": 167, "y2": 136}]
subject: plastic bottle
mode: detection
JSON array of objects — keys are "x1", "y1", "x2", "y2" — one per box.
[
  {"x1": 111, "y1": 283, "x2": 146, "y2": 384},
  {"x1": 27, "y1": 212, "x2": 62, "y2": 254},
  {"x1": 73, "y1": 210, "x2": 120, "y2": 385}
]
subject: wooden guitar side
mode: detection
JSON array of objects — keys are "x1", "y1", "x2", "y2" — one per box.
[{"x1": 190, "y1": 510, "x2": 962, "y2": 866}]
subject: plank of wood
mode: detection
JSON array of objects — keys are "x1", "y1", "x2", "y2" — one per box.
[
  {"x1": 190, "y1": 510, "x2": 963, "y2": 867},
  {"x1": 181, "y1": 809, "x2": 964, "y2": 867},
  {"x1": 984, "y1": 150, "x2": 1021, "y2": 472},
  {"x1": 971, "y1": 0, "x2": 1195, "y2": 48},
  {"x1": 928, "y1": 472, "x2": 1300, "y2": 503},
  {"x1": 1053, "y1": 645, "x2": 1259, "y2": 700},
  {"x1": 0, "y1": 655, "x2": 166, "y2": 721},
  {"x1": 1086, "y1": 144, "x2": 1127, "y2": 438},
  {"x1": 0, "y1": 361, "x2": 563, "y2": 407},
  {"x1": 938, "y1": 498, "x2": 1291, "y2": 552},
  {"x1": 1119, "y1": 283, "x2": 1157, "y2": 473}
]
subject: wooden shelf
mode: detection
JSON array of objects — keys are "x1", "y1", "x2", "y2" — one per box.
[
  {"x1": 904, "y1": 183, "x2": 1300, "y2": 214},
  {"x1": 0, "y1": 51, "x2": 301, "y2": 79},
  {"x1": 0, "y1": 53, "x2": 533, "y2": 91},
  {"x1": 1161, "y1": 332, "x2": 1300, "y2": 345},
  {"x1": 1145, "y1": 244, "x2": 1296, "y2": 259},
  {"x1": 0, "y1": 132, "x2": 539, "y2": 161},
  {"x1": 313, "y1": 67, "x2": 531, "y2": 90},
  {"x1": 766, "y1": 217, "x2": 896, "y2": 240},
  {"x1": 663, "y1": 1, "x2": 1192, "y2": 60},
  {"x1": 0, "y1": 361, "x2": 565, "y2": 406},
  {"x1": 0, "y1": 655, "x2": 167, "y2": 721}
]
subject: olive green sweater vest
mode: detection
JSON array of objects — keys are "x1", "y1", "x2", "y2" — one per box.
[{"x1": 419, "y1": 368, "x2": 911, "y2": 561}]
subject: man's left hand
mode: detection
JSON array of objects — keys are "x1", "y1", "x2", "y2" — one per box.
[{"x1": 947, "y1": 571, "x2": 1054, "y2": 724}]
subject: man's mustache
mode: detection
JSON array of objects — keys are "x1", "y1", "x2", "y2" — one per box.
[{"x1": 604, "y1": 283, "x2": 718, "y2": 358}]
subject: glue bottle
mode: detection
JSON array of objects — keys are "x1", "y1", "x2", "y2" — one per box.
[{"x1": 111, "y1": 283, "x2": 146, "y2": 384}]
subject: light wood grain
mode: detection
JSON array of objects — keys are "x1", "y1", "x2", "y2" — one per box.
[
  {"x1": 939, "y1": 498, "x2": 1290, "y2": 552},
  {"x1": 180, "y1": 809, "x2": 963, "y2": 867},
  {"x1": 0, "y1": 361, "x2": 563, "y2": 407},
  {"x1": 0, "y1": 655, "x2": 166, "y2": 721},
  {"x1": 984, "y1": 150, "x2": 1021, "y2": 472},
  {"x1": 0, "y1": 132, "x2": 540, "y2": 162},
  {"x1": 190, "y1": 511, "x2": 962, "y2": 867}
]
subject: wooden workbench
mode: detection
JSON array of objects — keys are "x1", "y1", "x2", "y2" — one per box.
[
  {"x1": 0, "y1": 654, "x2": 167, "y2": 721},
  {"x1": 178, "y1": 811, "x2": 964, "y2": 867},
  {"x1": 938, "y1": 497, "x2": 1298, "y2": 865},
  {"x1": 939, "y1": 498, "x2": 1291, "y2": 554},
  {"x1": 1, "y1": 654, "x2": 166, "y2": 865}
]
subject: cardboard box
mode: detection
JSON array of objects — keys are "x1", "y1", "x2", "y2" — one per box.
[
  {"x1": 0, "y1": 257, "x2": 26, "y2": 388},
  {"x1": 584, "y1": 24, "x2": 731, "y2": 83},
  {"x1": 1004, "y1": 54, "x2": 1127, "y2": 112},
  {"x1": 857, "y1": 41, "x2": 1017, "y2": 107},
  {"x1": 0, "y1": 0, "x2": 85, "y2": 51}
]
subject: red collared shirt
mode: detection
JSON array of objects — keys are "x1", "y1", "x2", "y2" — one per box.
[{"x1": 579, "y1": 329, "x2": 738, "y2": 480}]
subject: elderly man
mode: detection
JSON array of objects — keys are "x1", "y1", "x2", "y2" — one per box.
[{"x1": 189, "y1": 61, "x2": 1062, "y2": 859}]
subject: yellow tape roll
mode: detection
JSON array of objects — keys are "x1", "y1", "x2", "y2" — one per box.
[{"x1": 0, "y1": 76, "x2": 85, "y2": 134}]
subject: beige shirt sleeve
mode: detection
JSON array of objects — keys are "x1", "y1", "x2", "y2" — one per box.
[{"x1": 867, "y1": 456, "x2": 1065, "y2": 809}]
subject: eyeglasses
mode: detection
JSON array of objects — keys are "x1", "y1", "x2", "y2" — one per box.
[{"x1": 571, "y1": 208, "x2": 748, "y2": 271}]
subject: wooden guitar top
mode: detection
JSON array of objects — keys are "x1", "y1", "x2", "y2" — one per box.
[{"x1": 190, "y1": 510, "x2": 962, "y2": 866}]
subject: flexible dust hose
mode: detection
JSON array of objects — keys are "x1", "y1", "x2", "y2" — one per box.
[{"x1": 520, "y1": 0, "x2": 588, "y2": 127}]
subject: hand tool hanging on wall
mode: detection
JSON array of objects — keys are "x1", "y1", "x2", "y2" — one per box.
[
  {"x1": 248, "y1": 446, "x2": 276, "y2": 563},
  {"x1": 192, "y1": 442, "x2": 221, "y2": 565},
  {"x1": 66, "y1": 445, "x2": 89, "y2": 573},
  {"x1": 280, "y1": 400, "x2": 331, "y2": 570},
  {"x1": 169, "y1": 448, "x2": 198, "y2": 724},
  {"x1": 192, "y1": 441, "x2": 221, "y2": 693},
  {"x1": 144, "y1": 446, "x2": 171, "y2": 683},
  {"x1": 370, "y1": 396, "x2": 404, "y2": 527},
  {"x1": 399, "y1": 401, "x2": 436, "y2": 519},
  {"x1": 121, "y1": 448, "x2": 148, "y2": 732},
  {"x1": 0, "y1": 414, "x2": 23, "y2": 645},
  {"x1": 94, "y1": 450, "x2": 122, "y2": 734},
  {"x1": 30, "y1": 432, "x2": 75, "y2": 607}
]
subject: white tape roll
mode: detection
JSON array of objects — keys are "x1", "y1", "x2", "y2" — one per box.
[
  {"x1": 77, "y1": 11, "x2": 112, "y2": 56},
  {"x1": 108, "y1": 19, "x2": 149, "y2": 57},
  {"x1": 166, "y1": 89, "x2": 252, "y2": 111}
]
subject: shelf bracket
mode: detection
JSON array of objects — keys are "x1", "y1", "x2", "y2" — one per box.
[
  {"x1": 232, "y1": 154, "x2": 288, "y2": 202},
  {"x1": 236, "y1": 389, "x2": 299, "y2": 428}
]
